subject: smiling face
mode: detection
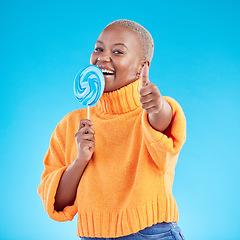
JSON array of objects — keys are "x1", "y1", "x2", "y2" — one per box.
[{"x1": 90, "y1": 24, "x2": 146, "y2": 92}]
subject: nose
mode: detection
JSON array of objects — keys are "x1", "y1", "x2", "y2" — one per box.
[{"x1": 97, "y1": 51, "x2": 111, "y2": 62}]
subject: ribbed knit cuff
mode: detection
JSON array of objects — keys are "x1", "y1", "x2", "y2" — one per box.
[
  {"x1": 38, "y1": 167, "x2": 78, "y2": 222},
  {"x1": 142, "y1": 97, "x2": 186, "y2": 153}
]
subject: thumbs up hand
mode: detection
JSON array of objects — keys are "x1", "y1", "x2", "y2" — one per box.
[{"x1": 139, "y1": 64, "x2": 163, "y2": 114}]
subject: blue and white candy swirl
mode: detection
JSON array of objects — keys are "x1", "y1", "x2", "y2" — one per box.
[{"x1": 74, "y1": 65, "x2": 105, "y2": 107}]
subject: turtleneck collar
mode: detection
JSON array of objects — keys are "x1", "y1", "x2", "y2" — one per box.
[{"x1": 95, "y1": 79, "x2": 142, "y2": 115}]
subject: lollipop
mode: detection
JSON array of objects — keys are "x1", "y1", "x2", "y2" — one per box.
[{"x1": 74, "y1": 65, "x2": 105, "y2": 119}]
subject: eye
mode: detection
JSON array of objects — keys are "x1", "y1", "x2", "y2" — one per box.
[
  {"x1": 113, "y1": 49, "x2": 124, "y2": 55},
  {"x1": 95, "y1": 47, "x2": 103, "y2": 52}
]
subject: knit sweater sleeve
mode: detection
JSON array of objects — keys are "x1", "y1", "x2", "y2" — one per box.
[
  {"x1": 142, "y1": 97, "x2": 186, "y2": 166},
  {"x1": 37, "y1": 114, "x2": 78, "y2": 222}
]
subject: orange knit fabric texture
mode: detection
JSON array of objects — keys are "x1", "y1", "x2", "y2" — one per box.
[{"x1": 37, "y1": 79, "x2": 186, "y2": 238}]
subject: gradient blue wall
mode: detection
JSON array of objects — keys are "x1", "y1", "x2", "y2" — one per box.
[{"x1": 0, "y1": 1, "x2": 239, "y2": 239}]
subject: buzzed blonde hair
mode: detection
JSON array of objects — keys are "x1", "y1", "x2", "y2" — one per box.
[{"x1": 106, "y1": 19, "x2": 154, "y2": 62}]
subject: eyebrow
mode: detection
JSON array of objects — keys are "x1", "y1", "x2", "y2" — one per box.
[{"x1": 97, "y1": 41, "x2": 128, "y2": 49}]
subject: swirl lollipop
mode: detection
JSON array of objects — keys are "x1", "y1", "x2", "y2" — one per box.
[{"x1": 74, "y1": 65, "x2": 105, "y2": 119}]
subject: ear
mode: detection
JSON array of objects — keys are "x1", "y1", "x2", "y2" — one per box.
[
  {"x1": 143, "y1": 61, "x2": 150, "y2": 67},
  {"x1": 137, "y1": 61, "x2": 150, "y2": 76}
]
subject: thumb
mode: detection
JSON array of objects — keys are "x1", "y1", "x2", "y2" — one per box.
[{"x1": 141, "y1": 64, "x2": 150, "y2": 87}]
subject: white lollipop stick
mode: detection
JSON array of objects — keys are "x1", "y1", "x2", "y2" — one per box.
[{"x1": 87, "y1": 106, "x2": 90, "y2": 119}]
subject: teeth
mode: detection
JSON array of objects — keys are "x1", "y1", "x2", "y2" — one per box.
[{"x1": 101, "y1": 69, "x2": 114, "y2": 74}]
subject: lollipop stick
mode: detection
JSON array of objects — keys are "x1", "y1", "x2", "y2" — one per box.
[{"x1": 87, "y1": 106, "x2": 90, "y2": 119}]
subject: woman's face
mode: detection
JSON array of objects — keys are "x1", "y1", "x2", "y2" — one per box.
[{"x1": 90, "y1": 24, "x2": 145, "y2": 92}]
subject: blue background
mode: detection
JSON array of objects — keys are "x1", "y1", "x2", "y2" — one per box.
[{"x1": 0, "y1": 0, "x2": 239, "y2": 239}]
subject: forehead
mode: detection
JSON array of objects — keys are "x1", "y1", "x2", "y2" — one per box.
[{"x1": 98, "y1": 24, "x2": 142, "y2": 48}]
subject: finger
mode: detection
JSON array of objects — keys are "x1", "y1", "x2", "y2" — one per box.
[
  {"x1": 139, "y1": 85, "x2": 152, "y2": 97},
  {"x1": 141, "y1": 64, "x2": 150, "y2": 87},
  {"x1": 79, "y1": 126, "x2": 95, "y2": 135},
  {"x1": 81, "y1": 134, "x2": 95, "y2": 141},
  {"x1": 140, "y1": 83, "x2": 161, "y2": 98},
  {"x1": 140, "y1": 94, "x2": 153, "y2": 104},
  {"x1": 143, "y1": 106, "x2": 161, "y2": 114},
  {"x1": 84, "y1": 141, "x2": 95, "y2": 151},
  {"x1": 82, "y1": 138, "x2": 95, "y2": 146},
  {"x1": 141, "y1": 101, "x2": 156, "y2": 110},
  {"x1": 75, "y1": 132, "x2": 94, "y2": 142},
  {"x1": 81, "y1": 140, "x2": 95, "y2": 151},
  {"x1": 78, "y1": 119, "x2": 94, "y2": 130},
  {"x1": 75, "y1": 126, "x2": 95, "y2": 140}
]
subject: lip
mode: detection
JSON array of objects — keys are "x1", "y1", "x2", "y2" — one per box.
[{"x1": 97, "y1": 64, "x2": 115, "y2": 73}]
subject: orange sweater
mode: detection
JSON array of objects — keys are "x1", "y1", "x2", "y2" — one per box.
[{"x1": 37, "y1": 79, "x2": 186, "y2": 238}]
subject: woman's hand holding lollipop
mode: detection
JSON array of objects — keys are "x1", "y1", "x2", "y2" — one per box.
[{"x1": 74, "y1": 119, "x2": 95, "y2": 163}]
